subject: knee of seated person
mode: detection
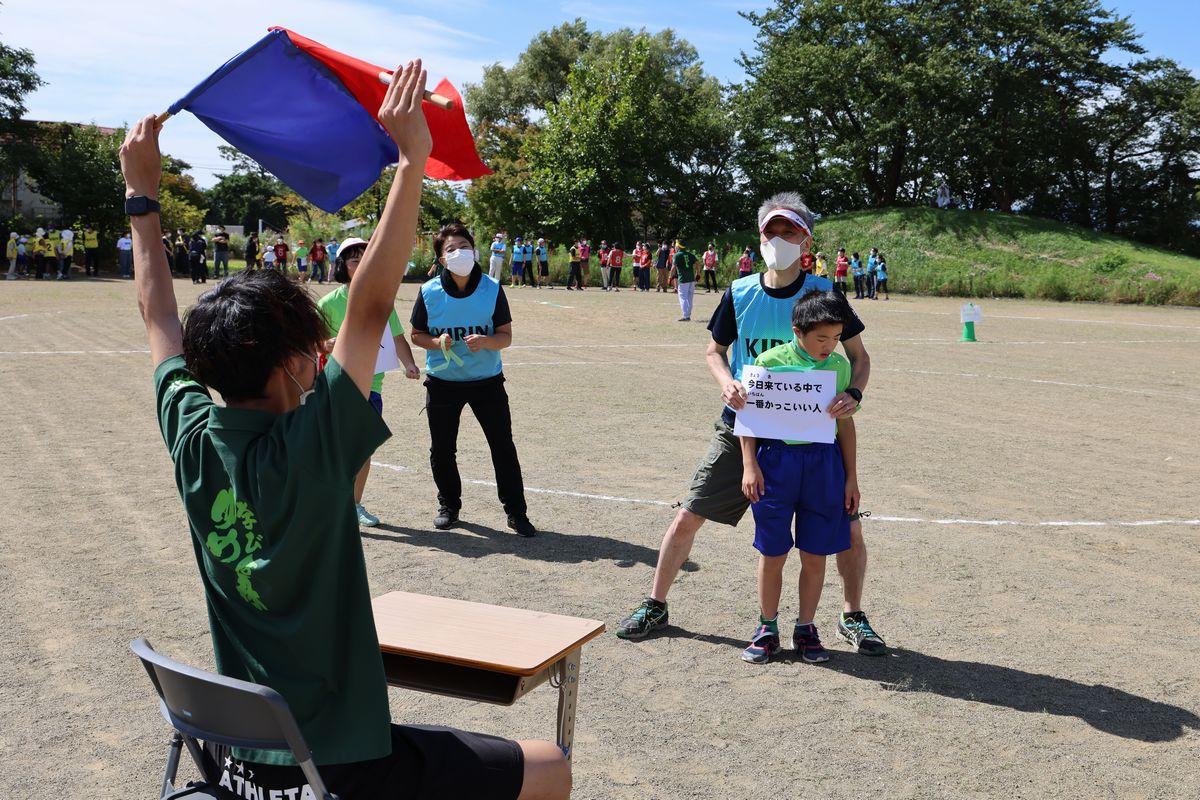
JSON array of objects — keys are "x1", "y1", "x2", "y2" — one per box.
[{"x1": 518, "y1": 740, "x2": 572, "y2": 799}]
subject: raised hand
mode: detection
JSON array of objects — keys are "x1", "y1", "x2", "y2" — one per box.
[
  {"x1": 378, "y1": 60, "x2": 433, "y2": 166},
  {"x1": 120, "y1": 114, "x2": 162, "y2": 199}
]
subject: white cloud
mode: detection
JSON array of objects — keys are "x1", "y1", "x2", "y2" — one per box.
[{"x1": 3, "y1": 0, "x2": 497, "y2": 186}]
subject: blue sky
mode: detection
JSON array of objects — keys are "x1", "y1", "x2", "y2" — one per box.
[{"x1": 4, "y1": 0, "x2": 1196, "y2": 189}]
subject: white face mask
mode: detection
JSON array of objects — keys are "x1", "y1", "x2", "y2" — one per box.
[
  {"x1": 444, "y1": 248, "x2": 476, "y2": 276},
  {"x1": 285, "y1": 354, "x2": 320, "y2": 406},
  {"x1": 760, "y1": 236, "x2": 805, "y2": 271}
]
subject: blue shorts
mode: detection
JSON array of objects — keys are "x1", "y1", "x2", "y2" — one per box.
[
  {"x1": 512, "y1": 263, "x2": 524, "y2": 276},
  {"x1": 751, "y1": 441, "x2": 850, "y2": 557},
  {"x1": 369, "y1": 391, "x2": 383, "y2": 415}
]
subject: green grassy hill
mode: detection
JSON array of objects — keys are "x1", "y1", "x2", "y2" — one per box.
[{"x1": 699, "y1": 207, "x2": 1200, "y2": 306}]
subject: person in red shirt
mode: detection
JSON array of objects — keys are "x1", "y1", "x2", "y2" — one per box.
[
  {"x1": 737, "y1": 246, "x2": 754, "y2": 277},
  {"x1": 834, "y1": 247, "x2": 850, "y2": 295},
  {"x1": 702, "y1": 244, "x2": 718, "y2": 293},
  {"x1": 638, "y1": 243, "x2": 652, "y2": 291},
  {"x1": 273, "y1": 237, "x2": 290, "y2": 274},
  {"x1": 597, "y1": 240, "x2": 611, "y2": 290},
  {"x1": 608, "y1": 242, "x2": 625, "y2": 291},
  {"x1": 310, "y1": 238, "x2": 328, "y2": 283},
  {"x1": 799, "y1": 251, "x2": 815, "y2": 273}
]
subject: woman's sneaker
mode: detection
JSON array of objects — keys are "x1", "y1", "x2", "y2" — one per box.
[
  {"x1": 836, "y1": 611, "x2": 887, "y2": 656},
  {"x1": 741, "y1": 624, "x2": 781, "y2": 664},
  {"x1": 356, "y1": 504, "x2": 380, "y2": 528},
  {"x1": 615, "y1": 598, "x2": 668, "y2": 639},
  {"x1": 792, "y1": 623, "x2": 830, "y2": 663}
]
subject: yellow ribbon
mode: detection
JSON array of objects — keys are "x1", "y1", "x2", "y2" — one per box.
[{"x1": 425, "y1": 336, "x2": 465, "y2": 374}]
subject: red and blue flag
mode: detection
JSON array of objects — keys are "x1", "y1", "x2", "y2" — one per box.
[{"x1": 169, "y1": 27, "x2": 490, "y2": 212}]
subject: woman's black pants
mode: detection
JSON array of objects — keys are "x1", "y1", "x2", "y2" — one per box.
[{"x1": 426, "y1": 378, "x2": 527, "y2": 517}]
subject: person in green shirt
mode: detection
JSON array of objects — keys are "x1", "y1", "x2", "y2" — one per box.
[
  {"x1": 121, "y1": 62, "x2": 569, "y2": 800},
  {"x1": 738, "y1": 291, "x2": 859, "y2": 666},
  {"x1": 672, "y1": 240, "x2": 698, "y2": 321},
  {"x1": 318, "y1": 236, "x2": 420, "y2": 527},
  {"x1": 295, "y1": 239, "x2": 310, "y2": 283}
]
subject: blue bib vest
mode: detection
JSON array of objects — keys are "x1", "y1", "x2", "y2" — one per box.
[
  {"x1": 729, "y1": 272, "x2": 833, "y2": 386},
  {"x1": 420, "y1": 274, "x2": 503, "y2": 382}
]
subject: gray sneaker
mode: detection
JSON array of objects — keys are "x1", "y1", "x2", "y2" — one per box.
[
  {"x1": 356, "y1": 504, "x2": 380, "y2": 527},
  {"x1": 836, "y1": 611, "x2": 886, "y2": 656},
  {"x1": 615, "y1": 598, "x2": 669, "y2": 639}
]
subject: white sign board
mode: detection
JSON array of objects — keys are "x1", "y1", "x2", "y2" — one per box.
[
  {"x1": 733, "y1": 366, "x2": 837, "y2": 444},
  {"x1": 960, "y1": 304, "x2": 983, "y2": 323},
  {"x1": 374, "y1": 326, "x2": 401, "y2": 373}
]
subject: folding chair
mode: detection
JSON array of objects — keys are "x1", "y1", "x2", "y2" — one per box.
[{"x1": 130, "y1": 638, "x2": 337, "y2": 800}]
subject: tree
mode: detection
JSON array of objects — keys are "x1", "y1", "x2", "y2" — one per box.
[
  {"x1": 159, "y1": 186, "x2": 207, "y2": 235},
  {"x1": 465, "y1": 22, "x2": 742, "y2": 242},
  {"x1": 737, "y1": 0, "x2": 1143, "y2": 212},
  {"x1": 0, "y1": 37, "x2": 45, "y2": 217},
  {"x1": 161, "y1": 156, "x2": 207, "y2": 210},
  {"x1": 24, "y1": 122, "x2": 127, "y2": 237},
  {"x1": 203, "y1": 144, "x2": 288, "y2": 231}
]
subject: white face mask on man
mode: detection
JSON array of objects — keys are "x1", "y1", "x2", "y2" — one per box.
[
  {"x1": 759, "y1": 236, "x2": 806, "y2": 271},
  {"x1": 444, "y1": 248, "x2": 476, "y2": 276},
  {"x1": 285, "y1": 354, "x2": 321, "y2": 406}
]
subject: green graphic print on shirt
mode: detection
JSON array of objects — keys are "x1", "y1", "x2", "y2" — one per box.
[{"x1": 206, "y1": 488, "x2": 268, "y2": 611}]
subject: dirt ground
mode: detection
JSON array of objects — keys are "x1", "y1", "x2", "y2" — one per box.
[{"x1": 1, "y1": 276, "x2": 1198, "y2": 799}]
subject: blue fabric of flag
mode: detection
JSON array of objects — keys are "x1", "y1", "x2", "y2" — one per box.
[{"x1": 169, "y1": 30, "x2": 397, "y2": 212}]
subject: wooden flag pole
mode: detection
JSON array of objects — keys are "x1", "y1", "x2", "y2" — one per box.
[
  {"x1": 377, "y1": 72, "x2": 454, "y2": 109},
  {"x1": 156, "y1": 80, "x2": 452, "y2": 127}
]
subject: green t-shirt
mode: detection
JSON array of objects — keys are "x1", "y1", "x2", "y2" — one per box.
[
  {"x1": 754, "y1": 339, "x2": 852, "y2": 444},
  {"x1": 296, "y1": 246, "x2": 309, "y2": 260},
  {"x1": 154, "y1": 354, "x2": 393, "y2": 766},
  {"x1": 673, "y1": 250, "x2": 698, "y2": 283},
  {"x1": 317, "y1": 284, "x2": 404, "y2": 395}
]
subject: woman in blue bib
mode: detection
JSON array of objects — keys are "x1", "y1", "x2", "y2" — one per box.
[{"x1": 410, "y1": 222, "x2": 536, "y2": 537}]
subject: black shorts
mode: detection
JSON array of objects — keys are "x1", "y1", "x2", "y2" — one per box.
[
  {"x1": 539, "y1": 262, "x2": 549, "y2": 276},
  {"x1": 206, "y1": 724, "x2": 523, "y2": 800}
]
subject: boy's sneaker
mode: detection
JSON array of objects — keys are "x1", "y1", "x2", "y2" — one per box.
[
  {"x1": 615, "y1": 598, "x2": 668, "y2": 639},
  {"x1": 741, "y1": 624, "x2": 781, "y2": 664},
  {"x1": 356, "y1": 504, "x2": 380, "y2": 528},
  {"x1": 433, "y1": 506, "x2": 459, "y2": 530},
  {"x1": 792, "y1": 623, "x2": 830, "y2": 663},
  {"x1": 507, "y1": 514, "x2": 537, "y2": 537},
  {"x1": 836, "y1": 611, "x2": 887, "y2": 656}
]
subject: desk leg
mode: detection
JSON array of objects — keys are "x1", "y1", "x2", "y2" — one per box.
[{"x1": 555, "y1": 648, "x2": 581, "y2": 760}]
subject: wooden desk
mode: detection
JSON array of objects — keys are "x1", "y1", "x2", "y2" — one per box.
[{"x1": 373, "y1": 591, "x2": 605, "y2": 759}]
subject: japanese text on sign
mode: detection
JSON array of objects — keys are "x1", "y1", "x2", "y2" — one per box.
[{"x1": 733, "y1": 366, "x2": 837, "y2": 443}]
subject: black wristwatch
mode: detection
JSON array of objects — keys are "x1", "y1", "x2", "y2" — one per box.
[
  {"x1": 845, "y1": 387, "x2": 863, "y2": 403},
  {"x1": 125, "y1": 195, "x2": 161, "y2": 216}
]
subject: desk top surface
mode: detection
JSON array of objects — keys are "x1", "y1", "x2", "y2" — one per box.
[{"x1": 373, "y1": 592, "x2": 606, "y2": 676}]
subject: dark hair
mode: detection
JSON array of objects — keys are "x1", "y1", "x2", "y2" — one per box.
[
  {"x1": 332, "y1": 242, "x2": 367, "y2": 284},
  {"x1": 182, "y1": 270, "x2": 327, "y2": 402},
  {"x1": 792, "y1": 291, "x2": 850, "y2": 334},
  {"x1": 852, "y1": 251, "x2": 860, "y2": 260},
  {"x1": 433, "y1": 222, "x2": 476, "y2": 260}
]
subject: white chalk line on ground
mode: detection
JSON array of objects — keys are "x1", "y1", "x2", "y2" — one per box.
[
  {"x1": 0, "y1": 349, "x2": 152, "y2": 355},
  {"x1": 370, "y1": 462, "x2": 1198, "y2": 527},
  {"x1": 878, "y1": 367, "x2": 1197, "y2": 400},
  {"x1": 870, "y1": 306, "x2": 1200, "y2": 331},
  {"x1": 881, "y1": 338, "x2": 1200, "y2": 345}
]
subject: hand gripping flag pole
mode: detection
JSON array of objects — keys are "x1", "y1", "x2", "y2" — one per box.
[{"x1": 157, "y1": 27, "x2": 491, "y2": 212}]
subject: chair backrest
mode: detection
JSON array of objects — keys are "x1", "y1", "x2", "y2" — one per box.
[{"x1": 131, "y1": 638, "x2": 332, "y2": 799}]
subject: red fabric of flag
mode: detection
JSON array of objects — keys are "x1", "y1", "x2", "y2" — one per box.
[{"x1": 273, "y1": 27, "x2": 491, "y2": 181}]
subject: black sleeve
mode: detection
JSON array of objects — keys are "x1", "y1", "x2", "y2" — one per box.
[
  {"x1": 493, "y1": 286, "x2": 512, "y2": 328},
  {"x1": 706, "y1": 288, "x2": 738, "y2": 346},
  {"x1": 837, "y1": 294, "x2": 866, "y2": 341},
  {"x1": 410, "y1": 290, "x2": 429, "y2": 331}
]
